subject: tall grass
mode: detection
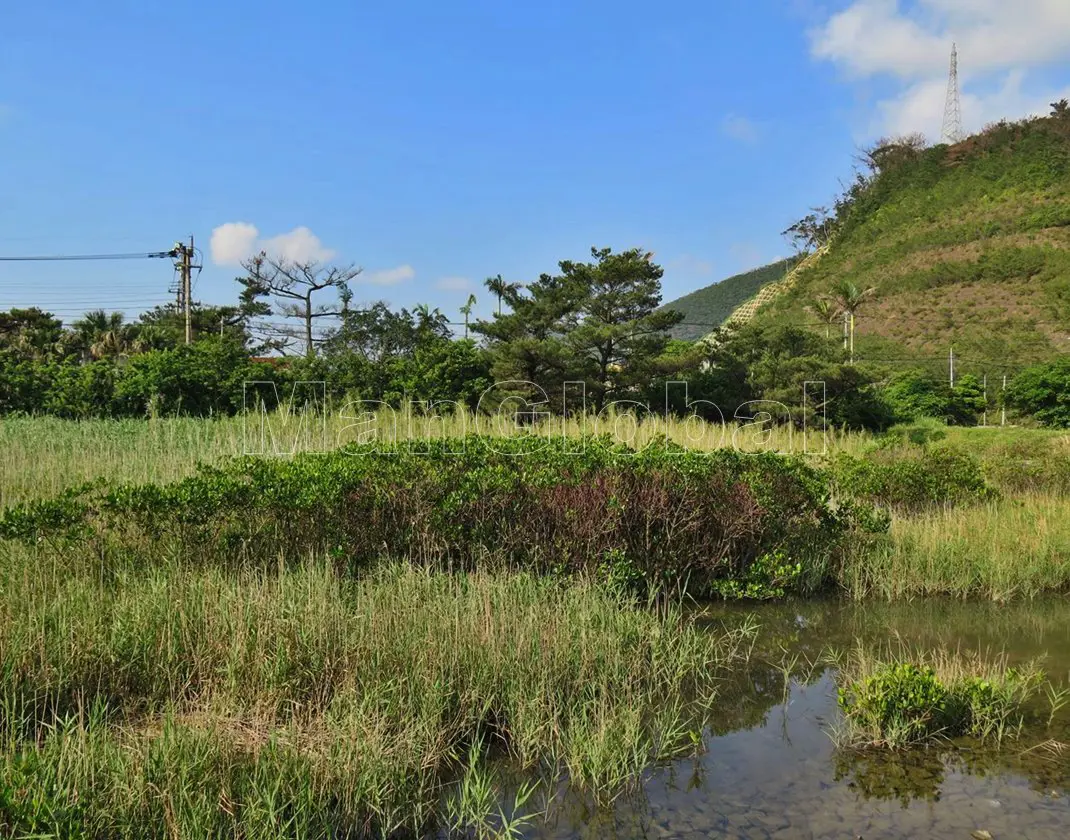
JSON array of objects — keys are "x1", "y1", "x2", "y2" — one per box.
[
  {"x1": 0, "y1": 411, "x2": 867, "y2": 507},
  {"x1": 842, "y1": 493, "x2": 1070, "y2": 600},
  {"x1": 0, "y1": 549, "x2": 754, "y2": 837},
  {"x1": 1, "y1": 415, "x2": 1063, "y2": 510},
  {"x1": 0, "y1": 416, "x2": 241, "y2": 507}
]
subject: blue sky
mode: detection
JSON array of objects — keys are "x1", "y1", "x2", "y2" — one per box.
[{"x1": 3, "y1": 0, "x2": 1069, "y2": 329}]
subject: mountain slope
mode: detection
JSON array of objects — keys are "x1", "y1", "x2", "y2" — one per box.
[
  {"x1": 721, "y1": 247, "x2": 828, "y2": 331},
  {"x1": 661, "y1": 258, "x2": 798, "y2": 340},
  {"x1": 750, "y1": 112, "x2": 1070, "y2": 369}
]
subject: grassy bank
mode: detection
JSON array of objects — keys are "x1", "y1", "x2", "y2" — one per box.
[
  {"x1": 843, "y1": 493, "x2": 1070, "y2": 600},
  {"x1": 0, "y1": 436, "x2": 857, "y2": 600},
  {"x1": 0, "y1": 553, "x2": 753, "y2": 838}
]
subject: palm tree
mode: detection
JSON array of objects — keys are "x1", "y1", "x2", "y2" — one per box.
[
  {"x1": 830, "y1": 280, "x2": 875, "y2": 363},
  {"x1": 807, "y1": 297, "x2": 841, "y2": 341},
  {"x1": 485, "y1": 274, "x2": 522, "y2": 316},
  {"x1": 127, "y1": 324, "x2": 171, "y2": 354},
  {"x1": 413, "y1": 303, "x2": 449, "y2": 336},
  {"x1": 72, "y1": 310, "x2": 128, "y2": 360},
  {"x1": 92, "y1": 330, "x2": 128, "y2": 359},
  {"x1": 459, "y1": 294, "x2": 477, "y2": 339}
]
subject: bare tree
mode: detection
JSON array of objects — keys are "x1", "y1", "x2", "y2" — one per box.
[
  {"x1": 859, "y1": 134, "x2": 927, "y2": 174},
  {"x1": 239, "y1": 252, "x2": 362, "y2": 357},
  {"x1": 782, "y1": 206, "x2": 836, "y2": 253}
]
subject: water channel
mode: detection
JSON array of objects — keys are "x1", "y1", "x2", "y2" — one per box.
[{"x1": 532, "y1": 597, "x2": 1070, "y2": 839}]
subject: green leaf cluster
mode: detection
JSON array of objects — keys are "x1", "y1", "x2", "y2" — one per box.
[{"x1": 838, "y1": 661, "x2": 1044, "y2": 746}]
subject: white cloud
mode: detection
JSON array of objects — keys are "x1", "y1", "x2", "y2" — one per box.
[
  {"x1": 811, "y1": 0, "x2": 1070, "y2": 80},
  {"x1": 365, "y1": 265, "x2": 415, "y2": 286},
  {"x1": 210, "y1": 222, "x2": 260, "y2": 266},
  {"x1": 810, "y1": 0, "x2": 946, "y2": 79},
  {"x1": 721, "y1": 114, "x2": 760, "y2": 144},
  {"x1": 435, "y1": 276, "x2": 472, "y2": 291},
  {"x1": 809, "y1": 0, "x2": 1070, "y2": 138},
  {"x1": 209, "y1": 222, "x2": 335, "y2": 266},
  {"x1": 259, "y1": 226, "x2": 336, "y2": 264}
]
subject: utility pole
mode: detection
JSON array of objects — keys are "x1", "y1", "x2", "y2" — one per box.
[
  {"x1": 1001, "y1": 374, "x2": 1007, "y2": 426},
  {"x1": 182, "y1": 240, "x2": 192, "y2": 344},
  {"x1": 949, "y1": 346, "x2": 955, "y2": 388},
  {"x1": 171, "y1": 237, "x2": 199, "y2": 344},
  {"x1": 982, "y1": 373, "x2": 987, "y2": 427}
]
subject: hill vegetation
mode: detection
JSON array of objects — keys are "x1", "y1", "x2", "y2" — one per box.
[
  {"x1": 749, "y1": 107, "x2": 1070, "y2": 371},
  {"x1": 661, "y1": 257, "x2": 798, "y2": 340}
]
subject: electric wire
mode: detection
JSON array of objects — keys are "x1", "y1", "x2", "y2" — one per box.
[{"x1": 0, "y1": 251, "x2": 173, "y2": 262}]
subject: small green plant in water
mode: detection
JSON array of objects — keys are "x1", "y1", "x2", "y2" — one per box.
[
  {"x1": 835, "y1": 647, "x2": 1045, "y2": 748},
  {"x1": 446, "y1": 740, "x2": 541, "y2": 840},
  {"x1": 837, "y1": 663, "x2": 947, "y2": 745}
]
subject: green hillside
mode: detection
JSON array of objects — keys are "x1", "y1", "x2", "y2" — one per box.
[
  {"x1": 749, "y1": 110, "x2": 1070, "y2": 369},
  {"x1": 661, "y1": 258, "x2": 799, "y2": 340}
]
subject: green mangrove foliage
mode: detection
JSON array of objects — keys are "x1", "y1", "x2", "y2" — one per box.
[
  {"x1": 829, "y1": 446, "x2": 995, "y2": 512},
  {"x1": 2, "y1": 435, "x2": 1010, "y2": 600},
  {"x1": 0, "y1": 436, "x2": 871, "y2": 599}
]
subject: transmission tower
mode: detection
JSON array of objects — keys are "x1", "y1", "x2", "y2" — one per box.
[{"x1": 941, "y1": 43, "x2": 964, "y2": 144}]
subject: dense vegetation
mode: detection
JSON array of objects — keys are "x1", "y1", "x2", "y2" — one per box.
[
  {"x1": 0, "y1": 304, "x2": 492, "y2": 418},
  {"x1": 0, "y1": 436, "x2": 864, "y2": 599},
  {"x1": 1005, "y1": 356, "x2": 1070, "y2": 427},
  {"x1": 684, "y1": 322, "x2": 995, "y2": 429},
  {"x1": 659, "y1": 257, "x2": 798, "y2": 340},
  {"x1": 755, "y1": 108, "x2": 1070, "y2": 369},
  {"x1": 1, "y1": 225, "x2": 1065, "y2": 428}
]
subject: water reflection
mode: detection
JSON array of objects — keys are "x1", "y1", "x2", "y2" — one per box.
[
  {"x1": 834, "y1": 747, "x2": 947, "y2": 806},
  {"x1": 528, "y1": 596, "x2": 1070, "y2": 839}
]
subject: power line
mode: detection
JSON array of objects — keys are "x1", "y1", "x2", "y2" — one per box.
[
  {"x1": 0, "y1": 251, "x2": 174, "y2": 262},
  {"x1": 0, "y1": 297, "x2": 175, "y2": 304}
]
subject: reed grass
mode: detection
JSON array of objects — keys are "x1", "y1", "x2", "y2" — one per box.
[
  {"x1": 0, "y1": 549, "x2": 755, "y2": 837},
  {"x1": 841, "y1": 493, "x2": 1070, "y2": 600}
]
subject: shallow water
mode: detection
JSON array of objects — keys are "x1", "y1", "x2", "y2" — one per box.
[{"x1": 533, "y1": 598, "x2": 1070, "y2": 839}]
